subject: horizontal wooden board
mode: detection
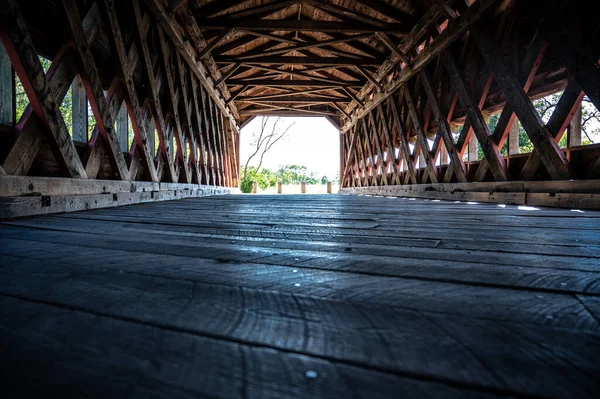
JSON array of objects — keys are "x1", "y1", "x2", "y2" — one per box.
[{"x1": 1, "y1": 194, "x2": 599, "y2": 397}]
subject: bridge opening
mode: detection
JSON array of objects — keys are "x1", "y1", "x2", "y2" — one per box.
[{"x1": 239, "y1": 116, "x2": 340, "y2": 194}]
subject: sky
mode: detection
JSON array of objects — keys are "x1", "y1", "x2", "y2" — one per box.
[{"x1": 239, "y1": 116, "x2": 340, "y2": 180}]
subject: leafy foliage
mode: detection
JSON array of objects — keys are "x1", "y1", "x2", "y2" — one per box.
[
  {"x1": 15, "y1": 56, "x2": 98, "y2": 141},
  {"x1": 476, "y1": 92, "x2": 600, "y2": 160},
  {"x1": 240, "y1": 166, "x2": 277, "y2": 193},
  {"x1": 275, "y1": 164, "x2": 318, "y2": 184}
]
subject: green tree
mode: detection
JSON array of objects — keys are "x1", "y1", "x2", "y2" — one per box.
[
  {"x1": 15, "y1": 56, "x2": 76, "y2": 137},
  {"x1": 240, "y1": 116, "x2": 294, "y2": 191},
  {"x1": 240, "y1": 166, "x2": 277, "y2": 193}
]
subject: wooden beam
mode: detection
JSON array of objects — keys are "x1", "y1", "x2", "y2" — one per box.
[
  {"x1": 215, "y1": 56, "x2": 381, "y2": 66},
  {"x1": 524, "y1": 0, "x2": 600, "y2": 113},
  {"x1": 215, "y1": 63, "x2": 242, "y2": 86},
  {"x1": 352, "y1": 0, "x2": 415, "y2": 25},
  {"x1": 227, "y1": 79, "x2": 361, "y2": 88},
  {"x1": 341, "y1": 0, "x2": 502, "y2": 133},
  {"x1": 470, "y1": 27, "x2": 574, "y2": 180},
  {"x1": 167, "y1": 0, "x2": 191, "y2": 13},
  {"x1": 71, "y1": 75, "x2": 87, "y2": 143},
  {"x1": 376, "y1": 104, "x2": 401, "y2": 184},
  {"x1": 355, "y1": 66, "x2": 382, "y2": 91},
  {"x1": 367, "y1": 110, "x2": 389, "y2": 185},
  {"x1": 0, "y1": 42, "x2": 13, "y2": 124},
  {"x1": 193, "y1": 0, "x2": 250, "y2": 18},
  {"x1": 304, "y1": 0, "x2": 398, "y2": 29},
  {"x1": 63, "y1": 0, "x2": 130, "y2": 181},
  {"x1": 403, "y1": 87, "x2": 438, "y2": 183},
  {"x1": 196, "y1": 19, "x2": 407, "y2": 34},
  {"x1": 441, "y1": 50, "x2": 510, "y2": 182},
  {"x1": 419, "y1": 70, "x2": 467, "y2": 182},
  {"x1": 519, "y1": 78, "x2": 585, "y2": 180},
  {"x1": 99, "y1": 0, "x2": 158, "y2": 182},
  {"x1": 197, "y1": 28, "x2": 234, "y2": 59},
  {"x1": 144, "y1": 0, "x2": 239, "y2": 130},
  {"x1": 473, "y1": 33, "x2": 548, "y2": 182},
  {"x1": 374, "y1": 32, "x2": 411, "y2": 65},
  {"x1": 232, "y1": 33, "x2": 374, "y2": 61},
  {"x1": 156, "y1": 27, "x2": 192, "y2": 183},
  {"x1": 236, "y1": 96, "x2": 347, "y2": 103},
  {"x1": 175, "y1": 52, "x2": 202, "y2": 184},
  {"x1": 1, "y1": 46, "x2": 77, "y2": 176},
  {"x1": 389, "y1": 93, "x2": 417, "y2": 184},
  {"x1": 0, "y1": 0, "x2": 86, "y2": 178},
  {"x1": 132, "y1": 0, "x2": 178, "y2": 182},
  {"x1": 220, "y1": 0, "x2": 300, "y2": 20}
]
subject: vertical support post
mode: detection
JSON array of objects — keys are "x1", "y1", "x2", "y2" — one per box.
[
  {"x1": 72, "y1": 75, "x2": 87, "y2": 142},
  {"x1": 340, "y1": 131, "x2": 345, "y2": 188},
  {"x1": 568, "y1": 103, "x2": 582, "y2": 147},
  {"x1": 252, "y1": 181, "x2": 257, "y2": 194},
  {"x1": 468, "y1": 135, "x2": 479, "y2": 162},
  {"x1": 116, "y1": 104, "x2": 128, "y2": 152},
  {"x1": 0, "y1": 42, "x2": 13, "y2": 124},
  {"x1": 440, "y1": 144, "x2": 449, "y2": 165},
  {"x1": 147, "y1": 117, "x2": 156, "y2": 159},
  {"x1": 509, "y1": 121, "x2": 520, "y2": 155},
  {"x1": 327, "y1": 181, "x2": 332, "y2": 194},
  {"x1": 277, "y1": 181, "x2": 282, "y2": 194},
  {"x1": 301, "y1": 181, "x2": 306, "y2": 193}
]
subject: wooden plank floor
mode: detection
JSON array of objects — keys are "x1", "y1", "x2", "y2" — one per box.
[{"x1": 1, "y1": 194, "x2": 600, "y2": 398}]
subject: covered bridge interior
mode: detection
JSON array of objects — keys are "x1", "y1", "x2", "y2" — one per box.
[{"x1": 1, "y1": 0, "x2": 600, "y2": 397}]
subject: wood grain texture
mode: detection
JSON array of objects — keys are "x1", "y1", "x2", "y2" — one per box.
[{"x1": 1, "y1": 194, "x2": 599, "y2": 397}]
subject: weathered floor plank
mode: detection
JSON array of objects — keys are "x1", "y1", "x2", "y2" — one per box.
[{"x1": 1, "y1": 194, "x2": 599, "y2": 398}]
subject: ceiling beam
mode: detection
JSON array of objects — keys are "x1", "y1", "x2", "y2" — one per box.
[
  {"x1": 352, "y1": 0, "x2": 416, "y2": 25},
  {"x1": 240, "y1": 65, "x2": 363, "y2": 85},
  {"x1": 195, "y1": 19, "x2": 408, "y2": 34},
  {"x1": 193, "y1": 0, "x2": 250, "y2": 18},
  {"x1": 167, "y1": 0, "x2": 191, "y2": 13},
  {"x1": 197, "y1": 28, "x2": 234, "y2": 59},
  {"x1": 374, "y1": 32, "x2": 411, "y2": 65},
  {"x1": 216, "y1": 0, "x2": 297, "y2": 19},
  {"x1": 215, "y1": 55, "x2": 381, "y2": 66},
  {"x1": 233, "y1": 33, "x2": 374, "y2": 61},
  {"x1": 235, "y1": 88, "x2": 347, "y2": 99},
  {"x1": 236, "y1": 96, "x2": 348, "y2": 103},
  {"x1": 303, "y1": 0, "x2": 400, "y2": 29},
  {"x1": 226, "y1": 79, "x2": 363, "y2": 87}
]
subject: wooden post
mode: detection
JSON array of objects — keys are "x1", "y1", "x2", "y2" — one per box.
[
  {"x1": 509, "y1": 121, "x2": 520, "y2": 155},
  {"x1": 72, "y1": 75, "x2": 87, "y2": 142},
  {"x1": 147, "y1": 118, "x2": 156, "y2": 159},
  {"x1": 419, "y1": 153, "x2": 426, "y2": 169},
  {"x1": 301, "y1": 181, "x2": 306, "y2": 194},
  {"x1": 468, "y1": 135, "x2": 479, "y2": 162},
  {"x1": 252, "y1": 181, "x2": 257, "y2": 194},
  {"x1": 0, "y1": 42, "x2": 13, "y2": 125},
  {"x1": 568, "y1": 103, "x2": 582, "y2": 147},
  {"x1": 277, "y1": 182, "x2": 282, "y2": 194},
  {"x1": 340, "y1": 132, "x2": 345, "y2": 188},
  {"x1": 327, "y1": 181, "x2": 332, "y2": 194},
  {"x1": 116, "y1": 104, "x2": 128, "y2": 152},
  {"x1": 440, "y1": 144, "x2": 449, "y2": 165}
]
